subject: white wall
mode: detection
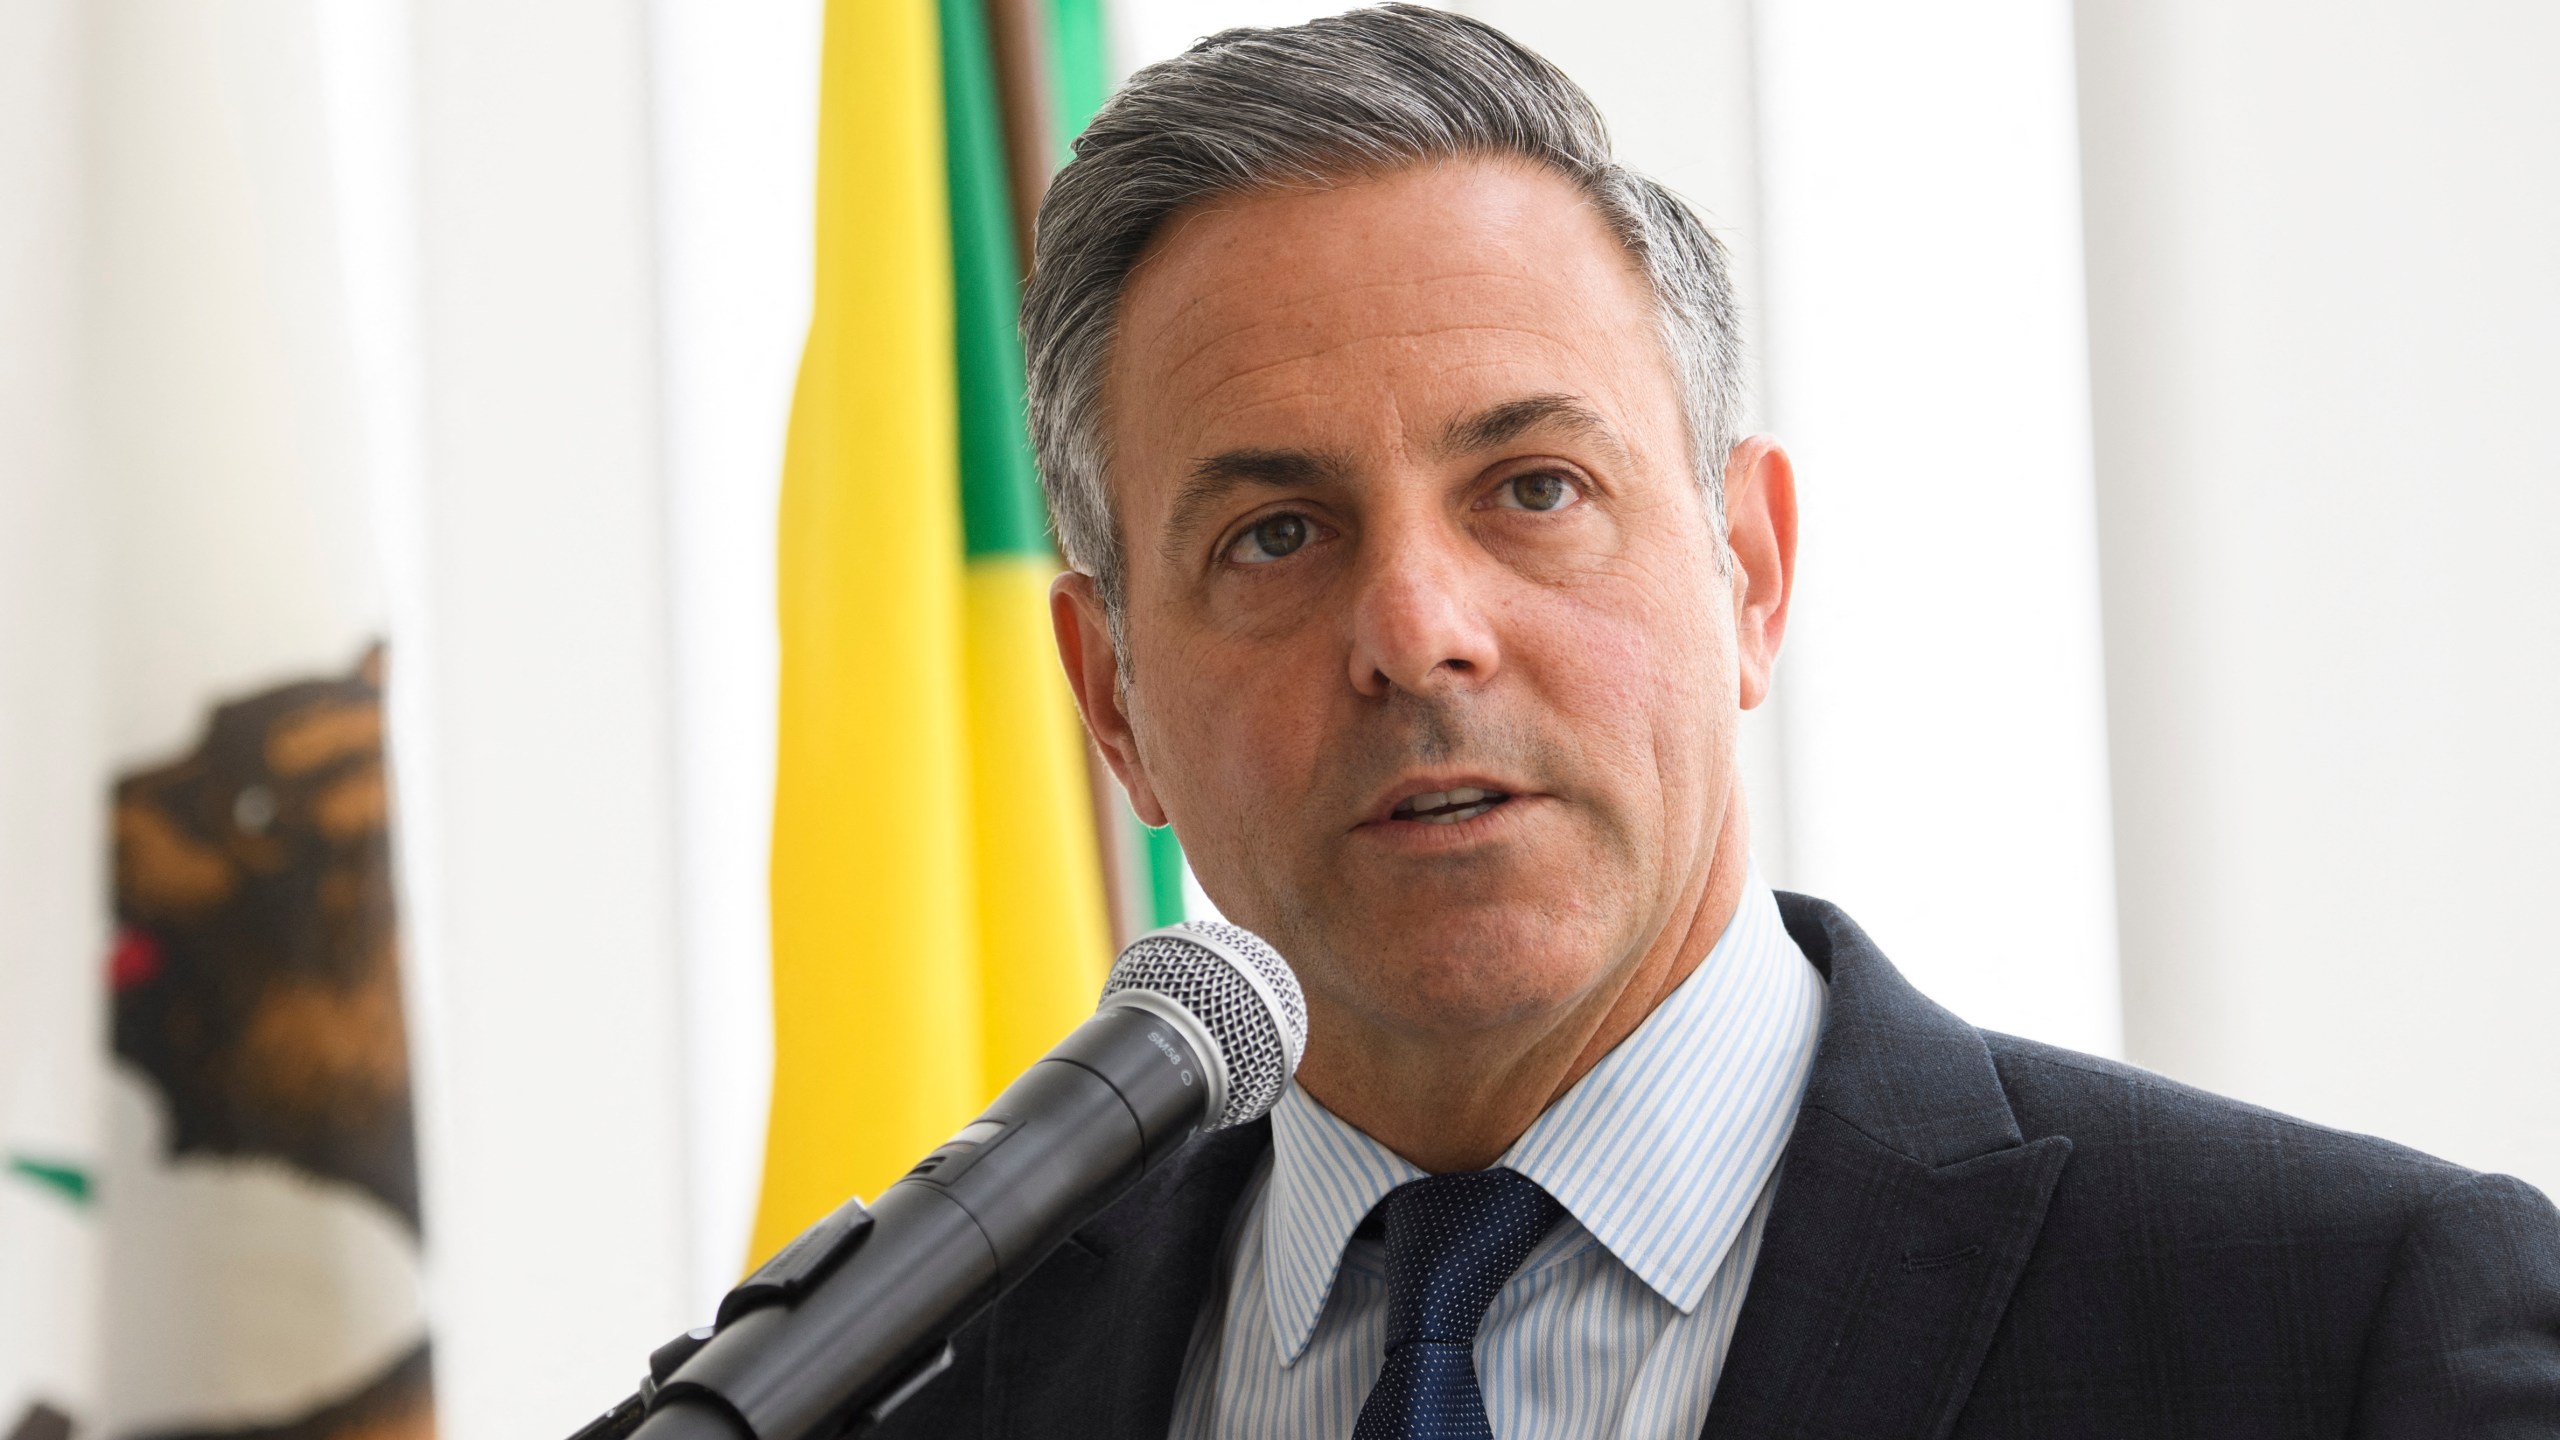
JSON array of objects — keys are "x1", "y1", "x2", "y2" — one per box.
[
  {"x1": 647, "y1": 0, "x2": 822, "y2": 1314},
  {"x1": 1114, "y1": 0, "x2": 1342, "y2": 72},
  {"x1": 2077, "y1": 2, "x2": 2560, "y2": 1193},
  {"x1": 403, "y1": 2, "x2": 695, "y2": 1433},
  {"x1": 1721, "y1": 1, "x2": 2126, "y2": 1055}
]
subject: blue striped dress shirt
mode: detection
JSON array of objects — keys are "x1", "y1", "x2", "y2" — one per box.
[{"x1": 1168, "y1": 876, "x2": 1827, "y2": 1439}]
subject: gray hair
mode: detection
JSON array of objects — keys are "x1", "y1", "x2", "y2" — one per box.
[{"x1": 1023, "y1": 3, "x2": 1743, "y2": 623}]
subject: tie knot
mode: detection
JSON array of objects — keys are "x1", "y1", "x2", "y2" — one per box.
[{"x1": 1374, "y1": 1167, "x2": 1564, "y2": 1348}]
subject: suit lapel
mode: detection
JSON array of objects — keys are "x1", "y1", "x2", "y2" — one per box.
[
  {"x1": 982, "y1": 1119, "x2": 1271, "y2": 1440},
  {"x1": 1700, "y1": 896, "x2": 2072, "y2": 1440}
]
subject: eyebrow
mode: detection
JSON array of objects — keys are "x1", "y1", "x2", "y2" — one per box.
[
  {"x1": 1435, "y1": 393, "x2": 1635, "y2": 468},
  {"x1": 1160, "y1": 446, "x2": 1354, "y2": 565}
]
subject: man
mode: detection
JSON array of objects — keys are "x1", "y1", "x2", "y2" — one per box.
[{"x1": 879, "y1": 7, "x2": 2560, "y2": 1436}]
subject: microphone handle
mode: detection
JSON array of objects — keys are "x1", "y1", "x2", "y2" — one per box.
[
  {"x1": 643, "y1": 1002, "x2": 1213, "y2": 1440},
  {"x1": 619, "y1": 1399, "x2": 739, "y2": 1440}
]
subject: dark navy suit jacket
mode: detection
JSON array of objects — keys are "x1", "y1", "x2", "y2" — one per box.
[{"x1": 875, "y1": 894, "x2": 2560, "y2": 1437}]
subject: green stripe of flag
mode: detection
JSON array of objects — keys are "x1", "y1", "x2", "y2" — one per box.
[
  {"x1": 941, "y1": 0, "x2": 1052, "y2": 560},
  {"x1": 1143, "y1": 824, "x2": 1187, "y2": 926},
  {"x1": 1049, "y1": 0, "x2": 1109, "y2": 160}
]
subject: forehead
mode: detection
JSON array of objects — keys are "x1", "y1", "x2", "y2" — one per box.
[{"x1": 1103, "y1": 157, "x2": 1674, "y2": 481}]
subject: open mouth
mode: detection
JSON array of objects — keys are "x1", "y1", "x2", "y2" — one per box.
[{"x1": 1390, "y1": 787, "x2": 1511, "y2": 826}]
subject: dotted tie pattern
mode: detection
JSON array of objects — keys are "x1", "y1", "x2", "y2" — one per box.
[{"x1": 1350, "y1": 1167, "x2": 1566, "y2": 1440}]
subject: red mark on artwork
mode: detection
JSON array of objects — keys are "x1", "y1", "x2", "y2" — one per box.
[{"x1": 108, "y1": 926, "x2": 163, "y2": 991}]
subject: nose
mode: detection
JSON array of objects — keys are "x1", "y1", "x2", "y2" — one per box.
[{"x1": 1345, "y1": 530, "x2": 1502, "y2": 700}]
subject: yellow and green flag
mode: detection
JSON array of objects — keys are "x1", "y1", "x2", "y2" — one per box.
[{"x1": 753, "y1": 0, "x2": 1114, "y2": 1263}]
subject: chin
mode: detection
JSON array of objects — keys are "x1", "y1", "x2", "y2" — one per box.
[{"x1": 1311, "y1": 899, "x2": 1628, "y2": 1040}]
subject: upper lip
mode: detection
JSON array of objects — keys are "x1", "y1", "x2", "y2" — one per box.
[{"x1": 1361, "y1": 775, "x2": 1528, "y2": 826}]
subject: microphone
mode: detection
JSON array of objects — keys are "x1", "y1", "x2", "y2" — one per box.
[{"x1": 581, "y1": 921, "x2": 1307, "y2": 1440}]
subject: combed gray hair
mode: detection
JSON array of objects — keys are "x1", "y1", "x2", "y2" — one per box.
[{"x1": 1024, "y1": 3, "x2": 1743, "y2": 623}]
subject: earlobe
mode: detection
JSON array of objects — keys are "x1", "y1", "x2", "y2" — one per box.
[
  {"x1": 1050, "y1": 573, "x2": 1169, "y2": 826},
  {"x1": 1721, "y1": 437, "x2": 1799, "y2": 711}
]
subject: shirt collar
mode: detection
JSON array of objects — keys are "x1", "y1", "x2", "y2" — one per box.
[
  {"x1": 1499, "y1": 877, "x2": 1825, "y2": 1313},
  {"x1": 1262, "y1": 1074, "x2": 1420, "y2": 1364},
  {"x1": 1259, "y1": 874, "x2": 1828, "y2": 1361}
]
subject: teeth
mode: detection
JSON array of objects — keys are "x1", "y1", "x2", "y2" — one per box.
[
  {"x1": 1390, "y1": 787, "x2": 1508, "y2": 822},
  {"x1": 1402, "y1": 784, "x2": 1495, "y2": 809}
]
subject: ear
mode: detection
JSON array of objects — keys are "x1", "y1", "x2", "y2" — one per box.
[
  {"x1": 1722, "y1": 436, "x2": 1798, "y2": 711},
  {"x1": 1051, "y1": 571, "x2": 1169, "y2": 827}
]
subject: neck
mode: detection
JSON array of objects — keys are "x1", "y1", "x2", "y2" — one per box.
[{"x1": 1295, "y1": 792, "x2": 1755, "y2": 1173}]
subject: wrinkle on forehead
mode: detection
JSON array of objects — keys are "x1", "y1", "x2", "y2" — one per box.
[
  {"x1": 1146, "y1": 270, "x2": 1567, "y2": 382},
  {"x1": 1146, "y1": 266, "x2": 1609, "y2": 382},
  {"x1": 1178, "y1": 322, "x2": 1599, "y2": 425}
]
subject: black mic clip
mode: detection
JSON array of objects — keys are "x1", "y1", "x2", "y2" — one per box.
[
  {"x1": 568, "y1": 1195, "x2": 878, "y2": 1440},
  {"x1": 717, "y1": 1195, "x2": 874, "y2": 1328}
]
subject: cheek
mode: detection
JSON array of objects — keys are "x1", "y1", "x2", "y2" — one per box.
[
  {"x1": 1126, "y1": 625, "x2": 1335, "y2": 849},
  {"x1": 1529, "y1": 559, "x2": 1734, "y2": 827}
]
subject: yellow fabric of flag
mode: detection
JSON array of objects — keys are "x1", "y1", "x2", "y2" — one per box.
[
  {"x1": 964, "y1": 558, "x2": 1110, "y2": 1098},
  {"x1": 753, "y1": 0, "x2": 1110, "y2": 1267},
  {"x1": 756, "y1": 0, "x2": 972, "y2": 1265}
]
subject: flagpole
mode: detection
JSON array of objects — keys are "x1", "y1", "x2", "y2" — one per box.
[{"x1": 983, "y1": 0, "x2": 1056, "y2": 271}]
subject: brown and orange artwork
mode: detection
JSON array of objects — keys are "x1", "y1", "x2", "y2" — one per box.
[{"x1": 106, "y1": 646, "x2": 432, "y2": 1440}]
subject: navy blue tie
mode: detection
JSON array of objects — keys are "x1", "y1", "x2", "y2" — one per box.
[{"x1": 1352, "y1": 1167, "x2": 1565, "y2": 1440}]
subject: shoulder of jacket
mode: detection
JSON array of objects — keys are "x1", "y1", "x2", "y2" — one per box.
[{"x1": 1981, "y1": 1030, "x2": 2482, "y2": 1216}]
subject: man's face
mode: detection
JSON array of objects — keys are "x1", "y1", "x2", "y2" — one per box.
[{"x1": 1073, "y1": 158, "x2": 1756, "y2": 1057}]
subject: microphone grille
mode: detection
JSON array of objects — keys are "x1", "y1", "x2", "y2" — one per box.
[{"x1": 1101, "y1": 920, "x2": 1307, "y2": 1131}]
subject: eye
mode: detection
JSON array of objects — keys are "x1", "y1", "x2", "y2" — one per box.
[
  {"x1": 1495, "y1": 471, "x2": 1581, "y2": 512},
  {"x1": 1223, "y1": 511, "x2": 1315, "y2": 565}
]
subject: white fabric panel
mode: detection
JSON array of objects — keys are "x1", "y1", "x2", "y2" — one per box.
[
  {"x1": 85, "y1": 0, "x2": 384, "y2": 764},
  {"x1": 647, "y1": 0, "x2": 821, "y2": 1316},
  {"x1": 1753, "y1": 0, "x2": 2123, "y2": 1056},
  {"x1": 2077, "y1": 1, "x2": 2560, "y2": 1194},
  {"x1": 0, "y1": 0, "x2": 106, "y2": 1423}
]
